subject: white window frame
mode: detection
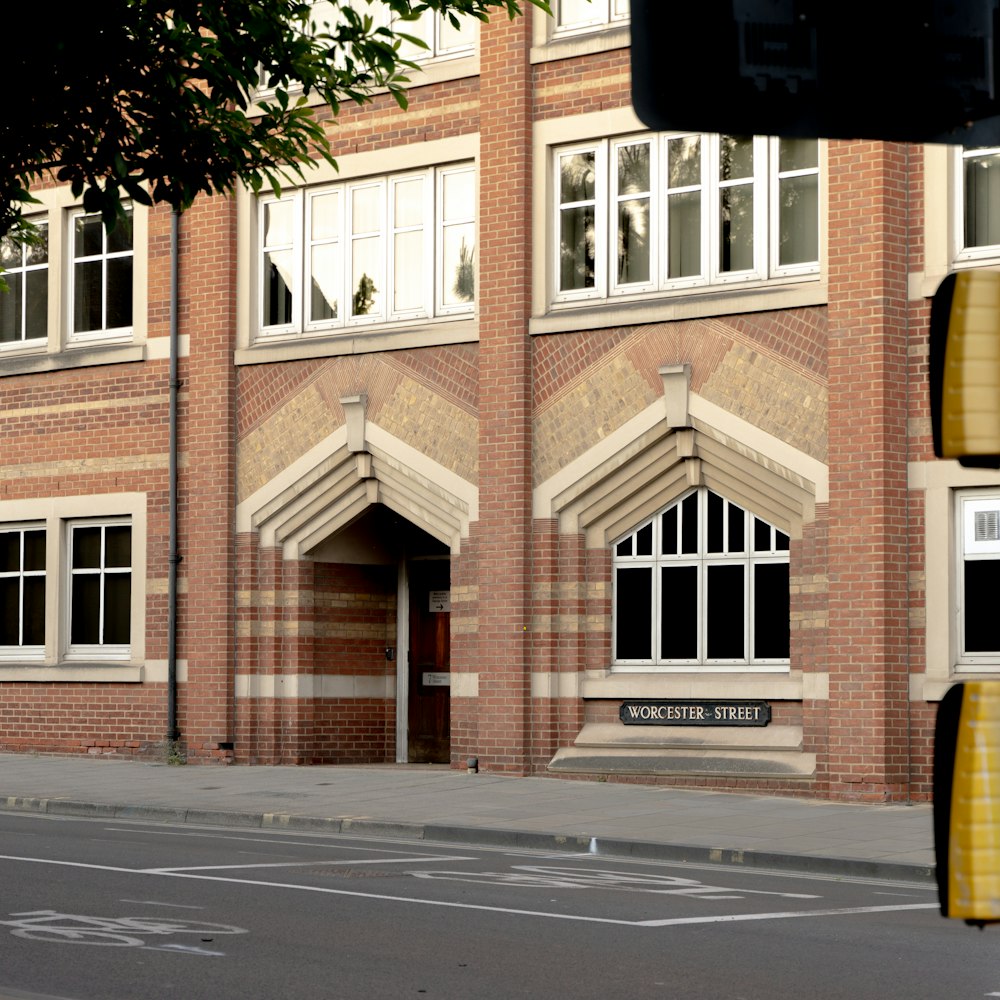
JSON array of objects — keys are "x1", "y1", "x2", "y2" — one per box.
[
  {"x1": 0, "y1": 524, "x2": 46, "y2": 662},
  {"x1": 554, "y1": 0, "x2": 629, "y2": 35},
  {"x1": 0, "y1": 494, "x2": 146, "y2": 678},
  {"x1": 612, "y1": 487, "x2": 791, "y2": 673},
  {"x1": 552, "y1": 132, "x2": 819, "y2": 308},
  {"x1": 0, "y1": 221, "x2": 49, "y2": 348},
  {"x1": 65, "y1": 519, "x2": 133, "y2": 662},
  {"x1": 954, "y1": 146, "x2": 1000, "y2": 265},
  {"x1": 0, "y1": 188, "x2": 147, "y2": 372},
  {"x1": 68, "y1": 206, "x2": 135, "y2": 345},
  {"x1": 255, "y1": 163, "x2": 476, "y2": 342},
  {"x1": 956, "y1": 489, "x2": 1000, "y2": 671}
]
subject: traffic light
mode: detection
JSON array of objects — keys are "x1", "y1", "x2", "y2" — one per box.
[
  {"x1": 929, "y1": 271, "x2": 1000, "y2": 469},
  {"x1": 935, "y1": 682, "x2": 1000, "y2": 924},
  {"x1": 630, "y1": 0, "x2": 1000, "y2": 145}
]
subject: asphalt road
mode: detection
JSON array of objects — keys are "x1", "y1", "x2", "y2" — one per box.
[{"x1": 0, "y1": 812, "x2": 992, "y2": 1000}]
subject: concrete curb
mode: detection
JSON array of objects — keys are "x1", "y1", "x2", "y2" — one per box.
[{"x1": 0, "y1": 795, "x2": 936, "y2": 886}]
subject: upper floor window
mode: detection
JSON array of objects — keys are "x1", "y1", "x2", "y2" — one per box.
[
  {"x1": 613, "y1": 488, "x2": 790, "y2": 670},
  {"x1": 0, "y1": 224, "x2": 48, "y2": 346},
  {"x1": 257, "y1": 164, "x2": 475, "y2": 339},
  {"x1": 556, "y1": 0, "x2": 628, "y2": 32},
  {"x1": 70, "y1": 207, "x2": 134, "y2": 342},
  {"x1": 554, "y1": 133, "x2": 819, "y2": 305},
  {"x1": 960, "y1": 146, "x2": 1000, "y2": 260},
  {"x1": 311, "y1": 1, "x2": 476, "y2": 63}
]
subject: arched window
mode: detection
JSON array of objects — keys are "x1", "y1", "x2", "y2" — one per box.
[{"x1": 612, "y1": 488, "x2": 790, "y2": 670}]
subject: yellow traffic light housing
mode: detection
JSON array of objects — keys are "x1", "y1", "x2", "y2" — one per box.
[
  {"x1": 935, "y1": 682, "x2": 1000, "y2": 924},
  {"x1": 930, "y1": 271, "x2": 1000, "y2": 469}
]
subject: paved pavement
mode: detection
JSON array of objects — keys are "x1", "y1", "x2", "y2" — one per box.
[{"x1": 0, "y1": 754, "x2": 936, "y2": 883}]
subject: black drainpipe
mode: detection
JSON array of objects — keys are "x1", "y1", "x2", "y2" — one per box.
[{"x1": 167, "y1": 208, "x2": 182, "y2": 748}]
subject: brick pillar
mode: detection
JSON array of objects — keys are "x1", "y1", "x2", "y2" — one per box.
[
  {"x1": 470, "y1": 10, "x2": 534, "y2": 772},
  {"x1": 176, "y1": 194, "x2": 237, "y2": 760},
  {"x1": 825, "y1": 141, "x2": 911, "y2": 800}
]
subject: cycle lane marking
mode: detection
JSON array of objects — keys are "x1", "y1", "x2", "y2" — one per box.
[{"x1": 0, "y1": 853, "x2": 941, "y2": 929}]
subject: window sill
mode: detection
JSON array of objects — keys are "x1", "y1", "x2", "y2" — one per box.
[
  {"x1": 0, "y1": 663, "x2": 144, "y2": 683},
  {"x1": 581, "y1": 671, "x2": 805, "y2": 700},
  {"x1": 0, "y1": 342, "x2": 145, "y2": 377},
  {"x1": 238, "y1": 317, "x2": 477, "y2": 364},
  {"x1": 530, "y1": 22, "x2": 630, "y2": 63},
  {"x1": 531, "y1": 279, "x2": 827, "y2": 335}
]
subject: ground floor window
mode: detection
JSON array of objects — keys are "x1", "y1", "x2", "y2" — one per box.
[
  {"x1": 957, "y1": 490, "x2": 1000, "y2": 669},
  {"x1": 0, "y1": 526, "x2": 46, "y2": 655},
  {"x1": 68, "y1": 520, "x2": 132, "y2": 655},
  {"x1": 613, "y1": 487, "x2": 790, "y2": 670},
  {"x1": 0, "y1": 495, "x2": 143, "y2": 670}
]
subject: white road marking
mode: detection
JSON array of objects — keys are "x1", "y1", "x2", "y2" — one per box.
[
  {"x1": 637, "y1": 903, "x2": 938, "y2": 927},
  {"x1": 145, "y1": 856, "x2": 475, "y2": 873},
  {"x1": 119, "y1": 899, "x2": 204, "y2": 909},
  {"x1": 0, "y1": 852, "x2": 941, "y2": 928}
]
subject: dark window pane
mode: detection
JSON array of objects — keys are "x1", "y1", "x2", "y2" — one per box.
[
  {"x1": 72, "y1": 527, "x2": 102, "y2": 569},
  {"x1": 71, "y1": 575, "x2": 101, "y2": 644},
  {"x1": 720, "y1": 184, "x2": 754, "y2": 272},
  {"x1": 0, "y1": 272, "x2": 22, "y2": 343},
  {"x1": 25, "y1": 269, "x2": 47, "y2": 340},
  {"x1": 560, "y1": 151, "x2": 596, "y2": 202},
  {"x1": 75, "y1": 215, "x2": 103, "y2": 258},
  {"x1": 103, "y1": 575, "x2": 131, "y2": 644},
  {"x1": 728, "y1": 502, "x2": 745, "y2": 553},
  {"x1": 74, "y1": 260, "x2": 103, "y2": 332},
  {"x1": 661, "y1": 506, "x2": 678, "y2": 555},
  {"x1": 27, "y1": 225, "x2": 49, "y2": 266},
  {"x1": 23, "y1": 576, "x2": 45, "y2": 645},
  {"x1": 754, "y1": 563, "x2": 790, "y2": 659},
  {"x1": 0, "y1": 532, "x2": 19, "y2": 572},
  {"x1": 754, "y1": 517, "x2": 770, "y2": 552},
  {"x1": 0, "y1": 578, "x2": 18, "y2": 644},
  {"x1": 616, "y1": 536, "x2": 633, "y2": 557},
  {"x1": 107, "y1": 211, "x2": 133, "y2": 255},
  {"x1": 776, "y1": 531, "x2": 790, "y2": 551},
  {"x1": 615, "y1": 566, "x2": 652, "y2": 659},
  {"x1": 965, "y1": 560, "x2": 1000, "y2": 653},
  {"x1": 560, "y1": 206, "x2": 595, "y2": 291},
  {"x1": 264, "y1": 257, "x2": 293, "y2": 326},
  {"x1": 106, "y1": 257, "x2": 133, "y2": 328},
  {"x1": 680, "y1": 493, "x2": 698, "y2": 554},
  {"x1": 635, "y1": 522, "x2": 653, "y2": 556},
  {"x1": 23, "y1": 530, "x2": 45, "y2": 571},
  {"x1": 707, "y1": 491, "x2": 724, "y2": 553},
  {"x1": 706, "y1": 564, "x2": 744, "y2": 658},
  {"x1": 104, "y1": 526, "x2": 131, "y2": 569},
  {"x1": 660, "y1": 565, "x2": 698, "y2": 658}
]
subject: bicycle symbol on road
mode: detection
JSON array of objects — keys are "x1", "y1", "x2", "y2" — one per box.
[
  {"x1": 1, "y1": 910, "x2": 248, "y2": 950},
  {"x1": 410, "y1": 866, "x2": 820, "y2": 900}
]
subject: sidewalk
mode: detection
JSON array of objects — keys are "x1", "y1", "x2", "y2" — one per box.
[{"x1": 0, "y1": 754, "x2": 935, "y2": 883}]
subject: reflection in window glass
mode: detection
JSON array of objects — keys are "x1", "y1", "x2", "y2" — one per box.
[
  {"x1": 0, "y1": 222, "x2": 48, "y2": 345},
  {"x1": 964, "y1": 147, "x2": 1000, "y2": 250}
]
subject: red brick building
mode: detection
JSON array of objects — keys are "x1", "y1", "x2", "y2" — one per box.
[{"x1": 0, "y1": 3, "x2": 995, "y2": 801}]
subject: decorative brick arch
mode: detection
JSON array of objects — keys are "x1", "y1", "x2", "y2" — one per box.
[
  {"x1": 237, "y1": 394, "x2": 478, "y2": 557},
  {"x1": 536, "y1": 365, "x2": 826, "y2": 547}
]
